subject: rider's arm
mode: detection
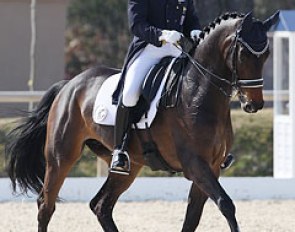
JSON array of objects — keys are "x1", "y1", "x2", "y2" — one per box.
[
  {"x1": 128, "y1": 0, "x2": 163, "y2": 47},
  {"x1": 183, "y1": 0, "x2": 201, "y2": 37}
]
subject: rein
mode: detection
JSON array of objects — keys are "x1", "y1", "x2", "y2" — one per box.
[{"x1": 178, "y1": 31, "x2": 268, "y2": 98}]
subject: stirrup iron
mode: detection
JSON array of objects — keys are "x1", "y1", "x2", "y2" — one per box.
[
  {"x1": 110, "y1": 149, "x2": 130, "y2": 175},
  {"x1": 221, "y1": 153, "x2": 235, "y2": 170}
]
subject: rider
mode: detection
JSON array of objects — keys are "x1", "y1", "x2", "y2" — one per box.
[{"x1": 110, "y1": 0, "x2": 202, "y2": 175}]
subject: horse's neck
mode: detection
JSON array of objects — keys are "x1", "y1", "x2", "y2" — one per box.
[
  {"x1": 181, "y1": 70, "x2": 231, "y2": 118},
  {"x1": 182, "y1": 48, "x2": 231, "y2": 117},
  {"x1": 193, "y1": 17, "x2": 239, "y2": 79},
  {"x1": 180, "y1": 18, "x2": 240, "y2": 119},
  {"x1": 179, "y1": 73, "x2": 232, "y2": 141}
]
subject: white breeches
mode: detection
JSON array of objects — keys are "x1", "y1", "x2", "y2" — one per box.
[{"x1": 122, "y1": 43, "x2": 182, "y2": 107}]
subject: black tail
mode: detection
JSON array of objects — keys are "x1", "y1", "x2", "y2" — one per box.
[{"x1": 5, "y1": 80, "x2": 68, "y2": 194}]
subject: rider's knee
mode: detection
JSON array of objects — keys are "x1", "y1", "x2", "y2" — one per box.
[{"x1": 122, "y1": 92, "x2": 139, "y2": 107}]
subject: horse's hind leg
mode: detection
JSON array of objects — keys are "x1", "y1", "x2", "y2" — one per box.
[
  {"x1": 37, "y1": 145, "x2": 83, "y2": 232},
  {"x1": 90, "y1": 162, "x2": 142, "y2": 231},
  {"x1": 37, "y1": 122, "x2": 85, "y2": 231},
  {"x1": 182, "y1": 183, "x2": 208, "y2": 232},
  {"x1": 183, "y1": 156, "x2": 239, "y2": 232}
]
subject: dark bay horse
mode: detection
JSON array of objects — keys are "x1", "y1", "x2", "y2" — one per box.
[{"x1": 6, "y1": 12, "x2": 279, "y2": 232}]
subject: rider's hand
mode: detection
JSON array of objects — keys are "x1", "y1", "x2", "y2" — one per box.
[
  {"x1": 159, "y1": 30, "x2": 182, "y2": 44},
  {"x1": 190, "y1": 29, "x2": 201, "y2": 40}
]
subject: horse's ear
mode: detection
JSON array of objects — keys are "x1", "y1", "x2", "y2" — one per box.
[
  {"x1": 263, "y1": 11, "x2": 280, "y2": 31},
  {"x1": 241, "y1": 11, "x2": 253, "y2": 32}
]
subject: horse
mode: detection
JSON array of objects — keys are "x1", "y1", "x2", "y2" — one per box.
[{"x1": 6, "y1": 11, "x2": 279, "y2": 232}]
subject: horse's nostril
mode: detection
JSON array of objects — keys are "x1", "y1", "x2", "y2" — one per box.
[{"x1": 245, "y1": 103, "x2": 253, "y2": 112}]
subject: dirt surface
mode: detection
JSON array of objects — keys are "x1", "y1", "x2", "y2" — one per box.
[{"x1": 1, "y1": 200, "x2": 294, "y2": 232}]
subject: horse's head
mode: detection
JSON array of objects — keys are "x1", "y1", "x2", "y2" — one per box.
[{"x1": 225, "y1": 11, "x2": 279, "y2": 113}]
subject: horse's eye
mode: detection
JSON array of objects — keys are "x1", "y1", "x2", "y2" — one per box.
[{"x1": 238, "y1": 46, "x2": 250, "y2": 62}]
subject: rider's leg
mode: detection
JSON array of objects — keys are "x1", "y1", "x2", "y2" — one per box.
[
  {"x1": 122, "y1": 43, "x2": 182, "y2": 107},
  {"x1": 110, "y1": 44, "x2": 182, "y2": 175},
  {"x1": 109, "y1": 102, "x2": 132, "y2": 175},
  {"x1": 110, "y1": 47, "x2": 160, "y2": 175}
]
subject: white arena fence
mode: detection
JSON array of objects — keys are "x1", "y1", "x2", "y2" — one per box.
[
  {"x1": 1, "y1": 177, "x2": 295, "y2": 202},
  {"x1": 0, "y1": 90, "x2": 274, "y2": 103},
  {"x1": 0, "y1": 91, "x2": 45, "y2": 103}
]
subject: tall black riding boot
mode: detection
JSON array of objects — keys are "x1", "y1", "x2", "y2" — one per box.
[{"x1": 110, "y1": 103, "x2": 131, "y2": 175}]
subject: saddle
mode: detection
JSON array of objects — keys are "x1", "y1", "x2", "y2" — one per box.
[{"x1": 131, "y1": 55, "x2": 188, "y2": 123}]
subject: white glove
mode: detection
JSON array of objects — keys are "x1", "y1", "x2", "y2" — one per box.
[
  {"x1": 159, "y1": 30, "x2": 182, "y2": 44},
  {"x1": 190, "y1": 30, "x2": 202, "y2": 40}
]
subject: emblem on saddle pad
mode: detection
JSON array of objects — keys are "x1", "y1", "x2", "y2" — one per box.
[{"x1": 95, "y1": 105, "x2": 108, "y2": 122}]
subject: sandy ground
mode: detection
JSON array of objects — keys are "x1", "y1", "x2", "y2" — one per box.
[{"x1": 1, "y1": 200, "x2": 294, "y2": 232}]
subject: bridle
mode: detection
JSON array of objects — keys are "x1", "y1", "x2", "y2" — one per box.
[{"x1": 179, "y1": 28, "x2": 269, "y2": 98}]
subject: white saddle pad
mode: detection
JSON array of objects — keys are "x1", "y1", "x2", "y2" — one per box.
[{"x1": 92, "y1": 58, "x2": 177, "y2": 129}]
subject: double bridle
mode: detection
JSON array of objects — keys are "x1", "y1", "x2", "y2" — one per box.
[{"x1": 180, "y1": 29, "x2": 269, "y2": 98}]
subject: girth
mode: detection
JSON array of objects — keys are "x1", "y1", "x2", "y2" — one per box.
[{"x1": 131, "y1": 55, "x2": 188, "y2": 123}]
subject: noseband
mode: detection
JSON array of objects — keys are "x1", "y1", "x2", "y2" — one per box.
[{"x1": 181, "y1": 29, "x2": 269, "y2": 98}]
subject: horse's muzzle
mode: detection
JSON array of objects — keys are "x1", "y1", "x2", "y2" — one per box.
[{"x1": 241, "y1": 100, "x2": 264, "y2": 113}]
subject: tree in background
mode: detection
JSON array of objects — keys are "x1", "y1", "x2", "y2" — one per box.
[
  {"x1": 66, "y1": 0, "x2": 129, "y2": 78},
  {"x1": 195, "y1": 0, "x2": 294, "y2": 25},
  {"x1": 255, "y1": 0, "x2": 295, "y2": 19},
  {"x1": 194, "y1": 0, "x2": 254, "y2": 27}
]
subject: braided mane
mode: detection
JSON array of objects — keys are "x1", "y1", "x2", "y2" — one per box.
[{"x1": 195, "y1": 12, "x2": 245, "y2": 46}]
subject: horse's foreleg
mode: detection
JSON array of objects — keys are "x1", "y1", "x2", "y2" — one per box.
[
  {"x1": 183, "y1": 156, "x2": 240, "y2": 232},
  {"x1": 182, "y1": 183, "x2": 208, "y2": 232},
  {"x1": 90, "y1": 162, "x2": 142, "y2": 232}
]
